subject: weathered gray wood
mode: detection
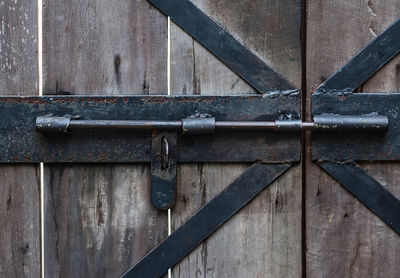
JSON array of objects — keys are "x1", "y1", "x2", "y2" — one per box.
[
  {"x1": 171, "y1": 0, "x2": 302, "y2": 276},
  {"x1": 0, "y1": 0, "x2": 40, "y2": 277},
  {"x1": 44, "y1": 165, "x2": 167, "y2": 277},
  {"x1": 306, "y1": 1, "x2": 400, "y2": 277},
  {"x1": 0, "y1": 0, "x2": 37, "y2": 95},
  {"x1": 42, "y1": 0, "x2": 167, "y2": 277},
  {"x1": 43, "y1": 1, "x2": 166, "y2": 95},
  {"x1": 0, "y1": 166, "x2": 40, "y2": 277}
]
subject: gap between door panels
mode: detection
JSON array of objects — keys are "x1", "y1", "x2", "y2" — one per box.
[{"x1": 300, "y1": 0, "x2": 307, "y2": 277}]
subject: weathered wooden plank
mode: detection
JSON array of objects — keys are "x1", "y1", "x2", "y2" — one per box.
[
  {"x1": 0, "y1": 166, "x2": 40, "y2": 277},
  {"x1": 42, "y1": 0, "x2": 167, "y2": 277},
  {"x1": 0, "y1": 0, "x2": 40, "y2": 277},
  {"x1": 170, "y1": 0, "x2": 302, "y2": 276},
  {"x1": 306, "y1": 1, "x2": 400, "y2": 277},
  {"x1": 0, "y1": 0, "x2": 37, "y2": 95}
]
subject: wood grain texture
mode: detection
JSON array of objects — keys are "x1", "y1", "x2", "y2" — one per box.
[
  {"x1": 170, "y1": 0, "x2": 301, "y2": 95},
  {"x1": 0, "y1": 0, "x2": 40, "y2": 277},
  {"x1": 42, "y1": 0, "x2": 167, "y2": 277},
  {"x1": 0, "y1": 166, "x2": 40, "y2": 277},
  {"x1": 306, "y1": 1, "x2": 400, "y2": 277},
  {"x1": 170, "y1": 0, "x2": 302, "y2": 276},
  {"x1": 44, "y1": 165, "x2": 166, "y2": 277},
  {"x1": 0, "y1": 0, "x2": 37, "y2": 95},
  {"x1": 43, "y1": 0, "x2": 166, "y2": 95}
]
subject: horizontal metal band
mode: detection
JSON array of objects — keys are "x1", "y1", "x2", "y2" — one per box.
[
  {"x1": 121, "y1": 162, "x2": 292, "y2": 277},
  {"x1": 318, "y1": 161, "x2": 400, "y2": 235},
  {"x1": 0, "y1": 94, "x2": 300, "y2": 163},
  {"x1": 312, "y1": 93, "x2": 400, "y2": 161}
]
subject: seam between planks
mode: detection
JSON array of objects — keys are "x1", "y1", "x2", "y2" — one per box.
[
  {"x1": 37, "y1": 0, "x2": 44, "y2": 276},
  {"x1": 167, "y1": 15, "x2": 173, "y2": 278}
]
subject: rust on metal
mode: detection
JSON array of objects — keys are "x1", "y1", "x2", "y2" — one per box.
[{"x1": 0, "y1": 94, "x2": 301, "y2": 163}]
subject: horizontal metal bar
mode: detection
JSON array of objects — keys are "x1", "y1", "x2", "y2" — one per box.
[
  {"x1": 0, "y1": 95, "x2": 300, "y2": 163},
  {"x1": 121, "y1": 162, "x2": 292, "y2": 278},
  {"x1": 36, "y1": 115, "x2": 388, "y2": 134},
  {"x1": 312, "y1": 92, "x2": 400, "y2": 161},
  {"x1": 313, "y1": 114, "x2": 388, "y2": 131},
  {"x1": 318, "y1": 161, "x2": 400, "y2": 235},
  {"x1": 72, "y1": 120, "x2": 182, "y2": 130}
]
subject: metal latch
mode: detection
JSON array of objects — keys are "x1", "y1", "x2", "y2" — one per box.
[
  {"x1": 35, "y1": 113, "x2": 388, "y2": 209},
  {"x1": 36, "y1": 113, "x2": 388, "y2": 134}
]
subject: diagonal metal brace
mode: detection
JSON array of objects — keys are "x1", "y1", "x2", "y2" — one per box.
[
  {"x1": 316, "y1": 18, "x2": 400, "y2": 92},
  {"x1": 148, "y1": 0, "x2": 295, "y2": 92},
  {"x1": 318, "y1": 160, "x2": 400, "y2": 235},
  {"x1": 120, "y1": 162, "x2": 292, "y2": 277}
]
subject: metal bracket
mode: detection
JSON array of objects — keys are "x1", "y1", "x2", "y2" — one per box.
[
  {"x1": 151, "y1": 131, "x2": 177, "y2": 209},
  {"x1": 312, "y1": 92, "x2": 400, "y2": 161}
]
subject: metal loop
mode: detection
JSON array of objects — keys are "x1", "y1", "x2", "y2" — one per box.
[{"x1": 161, "y1": 136, "x2": 169, "y2": 169}]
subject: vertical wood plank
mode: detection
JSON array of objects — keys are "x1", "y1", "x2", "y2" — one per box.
[
  {"x1": 170, "y1": 0, "x2": 302, "y2": 276},
  {"x1": 0, "y1": 0, "x2": 37, "y2": 94},
  {"x1": 42, "y1": 0, "x2": 167, "y2": 277},
  {"x1": 306, "y1": 1, "x2": 400, "y2": 277},
  {"x1": 0, "y1": 0, "x2": 40, "y2": 277}
]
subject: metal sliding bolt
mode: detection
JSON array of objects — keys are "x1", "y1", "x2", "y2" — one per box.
[{"x1": 36, "y1": 114, "x2": 389, "y2": 135}]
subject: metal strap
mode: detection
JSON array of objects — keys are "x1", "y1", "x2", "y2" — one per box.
[
  {"x1": 151, "y1": 131, "x2": 178, "y2": 209},
  {"x1": 148, "y1": 0, "x2": 295, "y2": 92},
  {"x1": 312, "y1": 93, "x2": 400, "y2": 161},
  {"x1": 0, "y1": 95, "x2": 300, "y2": 163},
  {"x1": 121, "y1": 162, "x2": 291, "y2": 277},
  {"x1": 318, "y1": 161, "x2": 400, "y2": 235},
  {"x1": 316, "y1": 18, "x2": 400, "y2": 92}
]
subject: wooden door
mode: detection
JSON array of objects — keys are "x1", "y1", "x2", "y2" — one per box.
[
  {"x1": 1, "y1": 0, "x2": 400, "y2": 277},
  {"x1": 0, "y1": 0, "x2": 301, "y2": 277}
]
